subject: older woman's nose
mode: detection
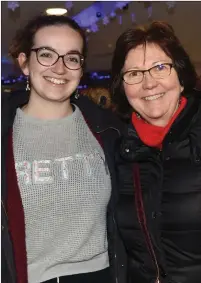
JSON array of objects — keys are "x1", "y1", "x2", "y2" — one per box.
[{"x1": 142, "y1": 71, "x2": 158, "y2": 89}]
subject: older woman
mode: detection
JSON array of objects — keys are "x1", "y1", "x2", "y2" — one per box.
[{"x1": 111, "y1": 21, "x2": 201, "y2": 283}]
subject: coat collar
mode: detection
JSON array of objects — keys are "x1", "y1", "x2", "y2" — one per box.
[{"x1": 163, "y1": 92, "x2": 201, "y2": 145}]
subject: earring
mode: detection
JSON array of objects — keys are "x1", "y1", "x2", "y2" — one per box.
[
  {"x1": 74, "y1": 89, "x2": 80, "y2": 99},
  {"x1": 26, "y1": 76, "x2": 30, "y2": 91}
]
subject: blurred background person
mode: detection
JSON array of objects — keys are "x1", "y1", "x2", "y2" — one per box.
[{"x1": 81, "y1": 86, "x2": 114, "y2": 109}]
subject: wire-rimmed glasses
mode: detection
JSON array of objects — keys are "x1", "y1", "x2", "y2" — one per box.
[
  {"x1": 122, "y1": 63, "x2": 174, "y2": 85},
  {"x1": 31, "y1": 47, "x2": 84, "y2": 70}
]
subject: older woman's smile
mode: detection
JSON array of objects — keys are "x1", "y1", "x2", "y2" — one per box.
[{"x1": 142, "y1": 93, "x2": 165, "y2": 101}]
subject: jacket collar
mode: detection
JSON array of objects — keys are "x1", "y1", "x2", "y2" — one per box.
[{"x1": 163, "y1": 91, "x2": 201, "y2": 144}]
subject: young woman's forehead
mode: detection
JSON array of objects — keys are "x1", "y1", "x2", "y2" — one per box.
[
  {"x1": 34, "y1": 25, "x2": 80, "y2": 39},
  {"x1": 33, "y1": 25, "x2": 83, "y2": 52}
]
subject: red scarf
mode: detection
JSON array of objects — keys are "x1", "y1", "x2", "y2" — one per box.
[{"x1": 132, "y1": 96, "x2": 187, "y2": 149}]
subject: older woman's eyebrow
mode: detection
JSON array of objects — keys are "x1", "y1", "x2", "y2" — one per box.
[
  {"x1": 151, "y1": 60, "x2": 171, "y2": 65},
  {"x1": 125, "y1": 60, "x2": 172, "y2": 71}
]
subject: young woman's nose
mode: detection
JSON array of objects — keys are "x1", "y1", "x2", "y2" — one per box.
[{"x1": 51, "y1": 57, "x2": 66, "y2": 74}]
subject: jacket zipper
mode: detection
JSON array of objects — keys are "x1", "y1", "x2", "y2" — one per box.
[
  {"x1": 139, "y1": 211, "x2": 161, "y2": 282},
  {"x1": 133, "y1": 164, "x2": 161, "y2": 283},
  {"x1": 112, "y1": 214, "x2": 119, "y2": 283}
]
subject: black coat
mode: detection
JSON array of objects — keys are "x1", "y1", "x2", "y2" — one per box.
[
  {"x1": 115, "y1": 91, "x2": 201, "y2": 283},
  {"x1": 1, "y1": 91, "x2": 127, "y2": 283}
]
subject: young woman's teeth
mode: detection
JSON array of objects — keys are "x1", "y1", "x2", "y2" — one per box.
[
  {"x1": 45, "y1": 77, "x2": 67, "y2": 85},
  {"x1": 144, "y1": 93, "x2": 164, "y2": 101}
]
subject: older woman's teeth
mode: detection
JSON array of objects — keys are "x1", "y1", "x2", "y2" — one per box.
[
  {"x1": 144, "y1": 93, "x2": 164, "y2": 101},
  {"x1": 45, "y1": 77, "x2": 67, "y2": 85}
]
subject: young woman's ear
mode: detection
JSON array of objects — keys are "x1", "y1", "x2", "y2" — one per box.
[{"x1": 17, "y1": 53, "x2": 29, "y2": 76}]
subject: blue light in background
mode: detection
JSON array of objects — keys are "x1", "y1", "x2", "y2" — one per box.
[
  {"x1": 73, "y1": 1, "x2": 130, "y2": 28},
  {"x1": 2, "y1": 1, "x2": 131, "y2": 68},
  {"x1": 1, "y1": 56, "x2": 12, "y2": 64},
  {"x1": 73, "y1": 3, "x2": 102, "y2": 27}
]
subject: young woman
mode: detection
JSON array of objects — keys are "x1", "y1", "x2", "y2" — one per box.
[
  {"x1": 111, "y1": 21, "x2": 201, "y2": 283},
  {"x1": 1, "y1": 15, "x2": 126, "y2": 283}
]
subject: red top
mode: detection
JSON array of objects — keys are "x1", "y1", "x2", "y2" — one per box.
[{"x1": 132, "y1": 96, "x2": 187, "y2": 149}]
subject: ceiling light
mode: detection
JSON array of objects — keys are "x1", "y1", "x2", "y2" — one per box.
[{"x1": 46, "y1": 8, "x2": 67, "y2": 16}]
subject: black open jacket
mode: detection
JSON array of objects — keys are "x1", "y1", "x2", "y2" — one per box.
[
  {"x1": 1, "y1": 91, "x2": 127, "y2": 283},
  {"x1": 115, "y1": 90, "x2": 201, "y2": 283}
]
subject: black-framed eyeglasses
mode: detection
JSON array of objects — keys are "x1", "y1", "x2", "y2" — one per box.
[
  {"x1": 31, "y1": 47, "x2": 84, "y2": 70},
  {"x1": 122, "y1": 63, "x2": 174, "y2": 85}
]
